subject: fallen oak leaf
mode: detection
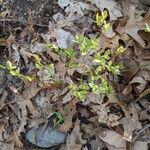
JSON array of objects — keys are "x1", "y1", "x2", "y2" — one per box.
[
  {"x1": 99, "y1": 130, "x2": 126, "y2": 150},
  {"x1": 60, "y1": 119, "x2": 86, "y2": 150},
  {"x1": 116, "y1": 6, "x2": 150, "y2": 47}
]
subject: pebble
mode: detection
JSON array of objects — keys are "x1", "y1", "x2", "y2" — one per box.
[{"x1": 26, "y1": 124, "x2": 66, "y2": 148}]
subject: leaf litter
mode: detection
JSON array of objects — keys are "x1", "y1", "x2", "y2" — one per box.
[{"x1": 0, "y1": 0, "x2": 150, "y2": 149}]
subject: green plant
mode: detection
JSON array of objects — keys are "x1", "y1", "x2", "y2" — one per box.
[
  {"x1": 0, "y1": 60, "x2": 32, "y2": 81},
  {"x1": 89, "y1": 79, "x2": 112, "y2": 96},
  {"x1": 69, "y1": 83, "x2": 89, "y2": 102},
  {"x1": 145, "y1": 23, "x2": 150, "y2": 32},
  {"x1": 53, "y1": 112, "x2": 65, "y2": 127},
  {"x1": 116, "y1": 46, "x2": 126, "y2": 55},
  {"x1": 75, "y1": 34, "x2": 98, "y2": 55},
  {"x1": 95, "y1": 10, "x2": 111, "y2": 33},
  {"x1": 96, "y1": 10, "x2": 108, "y2": 27},
  {"x1": 46, "y1": 35, "x2": 124, "y2": 102}
]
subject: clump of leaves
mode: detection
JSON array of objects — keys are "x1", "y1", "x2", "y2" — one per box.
[
  {"x1": 0, "y1": 60, "x2": 32, "y2": 81},
  {"x1": 69, "y1": 83, "x2": 89, "y2": 102},
  {"x1": 46, "y1": 32, "x2": 125, "y2": 102},
  {"x1": 95, "y1": 10, "x2": 111, "y2": 33},
  {"x1": 75, "y1": 35, "x2": 98, "y2": 55}
]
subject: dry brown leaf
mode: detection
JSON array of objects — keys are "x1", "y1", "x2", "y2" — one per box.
[
  {"x1": 116, "y1": 6, "x2": 150, "y2": 47},
  {"x1": 0, "y1": 142, "x2": 14, "y2": 150},
  {"x1": 119, "y1": 104, "x2": 141, "y2": 141},
  {"x1": 55, "y1": 61, "x2": 67, "y2": 78},
  {"x1": 130, "y1": 76, "x2": 146, "y2": 93},
  {"x1": 91, "y1": 0, "x2": 122, "y2": 20},
  {"x1": 62, "y1": 91, "x2": 73, "y2": 104},
  {"x1": 122, "y1": 70, "x2": 149, "y2": 95},
  {"x1": 61, "y1": 119, "x2": 85, "y2": 150},
  {"x1": 99, "y1": 130, "x2": 126, "y2": 150},
  {"x1": 59, "y1": 98, "x2": 78, "y2": 132},
  {"x1": 131, "y1": 141, "x2": 148, "y2": 150}
]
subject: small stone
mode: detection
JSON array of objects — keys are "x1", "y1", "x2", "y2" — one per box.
[{"x1": 26, "y1": 124, "x2": 66, "y2": 148}]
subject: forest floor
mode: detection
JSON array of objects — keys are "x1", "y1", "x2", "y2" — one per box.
[{"x1": 0, "y1": 0, "x2": 150, "y2": 150}]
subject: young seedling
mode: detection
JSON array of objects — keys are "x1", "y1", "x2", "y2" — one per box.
[
  {"x1": 116, "y1": 46, "x2": 126, "y2": 55},
  {"x1": 145, "y1": 23, "x2": 150, "y2": 32},
  {"x1": 102, "y1": 21, "x2": 111, "y2": 33},
  {"x1": 75, "y1": 35, "x2": 98, "y2": 55},
  {"x1": 95, "y1": 10, "x2": 111, "y2": 33},
  {"x1": 53, "y1": 112, "x2": 65, "y2": 127},
  {"x1": 96, "y1": 10, "x2": 108, "y2": 27},
  {"x1": 69, "y1": 83, "x2": 89, "y2": 102},
  {"x1": 0, "y1": 60, "x2": 32, "y2": 81}
]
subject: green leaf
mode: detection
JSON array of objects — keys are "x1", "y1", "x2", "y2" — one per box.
[
  {"x1": 116, "y1": 46, "x2": 126, "y2": 55},
  {"x1": 94, "y1": 53, "x2": 106, "y2": 65},
  {"x1": 6, "y1": 60, "x2": 16, "y2": 70},
  {"x1": 95, "y1": 10, "x2": 108, "y2": 27},
  {"x1": 102, "y1": 21, "x2": 111, "y2": 33},
  {"x1": 54, "y1": 112, "x2": 65, "y2": 126},
  {"x1": 64, "y1": 48, "x2": 76, "y2": 58},
  {"x1": 107, "y1": 61, "x2": 121, "y2": 75},
  {"x1": 145, "y1": 23, "x2": 150, "y2": 32}
]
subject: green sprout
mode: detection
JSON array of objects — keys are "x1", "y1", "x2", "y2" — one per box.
[
  {"x1": 96, "y1": 10, "x2": 108, "y2": 27},
  {"x1": 116, "y1": 46, "x2": 126, "y2": 55},
  {"x1": 53, "y1": 112, "x2": 65, "y2": 127},
  {"x1": 33, "y1": 54, "x2": 43, "y2": 69},
  {"x1": 89, "y1": 79, "x2": 112, "y2": 96},
  {"x1": 145, "y1": 23, "x2": 150, "y2": 32},
  {"x1": 95, "y1": 10, "x2": 111, "y2": 33},
  {"x1": 46, "y1": 43, "x2": 59, "y2": 53},
  {"x1": 63, "y1": 48, "x2": 76, "y2": 59},
  {"x1": 75, "y1": 35, "x2": 98, "y2": 55},
  {"x1": 0, "y1": 60, "x2": 32, "y2": 81},
  {"x1": 69, "y1": 83, "x2": 89, "y2": 102},
  {"x1": 102, "y1": 21, "x2": 111, "y2": 33},
  {"x1": 45, "y1": 34, "x2": 124, "y2": 102}
]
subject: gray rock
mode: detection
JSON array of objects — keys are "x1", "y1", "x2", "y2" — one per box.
[{"x1": 26, "y1": 124, "x2": 66, "y2": 148}]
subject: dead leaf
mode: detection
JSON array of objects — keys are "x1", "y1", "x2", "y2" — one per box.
[
  {"x1": 119, "y1": 104, "x2": 142, "y2": 141},
  {"x1": 131, "y1": 141, "x2": 148, "y2": 150},
  {"x1": 91, "y1": 0, "x2": 123, "y2": 20},
  {"x1": 55, "y1": 61, "x2": 67, "y2": 78},
  {"x1": 0, "y1": 142, "x2": 14, "y2": 150},
  {"x1": 62, "y1": 91, "x2": 73, "y2": 104},
  {"x1": 99, "y1": 130, "x2": 126, "y2": 150},
  {"x1": 59, "y1": 98, "x2": 78, "y2": 132},
  {"x1": 116, "y1": 6, "x2": 150, "y2": 47},
  {"x1": 60, "y1": 119, "x2": 85, "y2": 150}
]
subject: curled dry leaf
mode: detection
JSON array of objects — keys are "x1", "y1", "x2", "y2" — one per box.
[{"x1": 123, "y1": 70, "x2": 149, "y2": 95}]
